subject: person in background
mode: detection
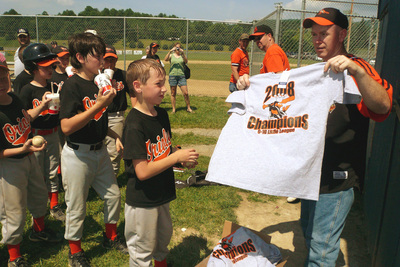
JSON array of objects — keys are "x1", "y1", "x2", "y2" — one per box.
[
  {"x1": 164, "y1": 42, "x2": 193, "y2": 113},
  {"x1": 12, "y1": 45, "x2": 33, "y2": 95},
  {"x1": 14, "y1": 28, "x2": 31, "y2": 77},
  {"x1": 103, "y1": 45, "x2": 129, "y2": 177},
  {"x1": 249, "y1": 25, "x2": 290, "y2": 74},
  {"x1": 229, "y1": 33, "x2": 250, "y2": 93},
  {"x1": 141, "y1": 46, "x2": 150, "y2": 59},
  {"x1": 146, "y1": 42, "x2": 164, "y2": 67}
]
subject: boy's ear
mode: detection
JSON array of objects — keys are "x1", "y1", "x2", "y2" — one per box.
[
  {"x1": 76, "y1": 52, "x2": 85, "y2": 64},
  {"x1": 133, "y1": 80, "x2": 142, "y2": 94}
]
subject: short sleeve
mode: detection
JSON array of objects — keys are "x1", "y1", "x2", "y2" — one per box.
[
  {"x1": 122, "y1": 122, "x2": 147, "y2": 161},
  {"x1": 226, "y1": 90, "x2": 246, "y2": 115}
]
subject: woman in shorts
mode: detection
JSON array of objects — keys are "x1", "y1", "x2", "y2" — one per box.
[{"x1": 164, "y1": 42, "x2": 193, "y2": 113}]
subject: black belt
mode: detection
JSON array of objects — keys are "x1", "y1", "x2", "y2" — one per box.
[{"x1": 67, "y1": 141, "x2": 103, "y2": 151}]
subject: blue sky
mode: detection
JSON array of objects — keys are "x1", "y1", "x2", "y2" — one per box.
[
  {"x1": 2, "y1": 0, "x2": 305, "y2": 21},
  {"x1": 2, "y1": 0, "x2": 378, "y2": 21}
]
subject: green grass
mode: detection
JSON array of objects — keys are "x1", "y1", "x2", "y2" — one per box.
[{"x1": 0, "y1": 96, "x2": 280, "y2": 266}]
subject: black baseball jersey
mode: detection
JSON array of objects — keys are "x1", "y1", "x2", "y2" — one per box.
[
  {"x1": 0, "y1": 93, "x2": 32, "y2": 158},
  {"x1": 50, "y1": 70, "x2": 68, "y2": 93},
  {"x1": 59, "y1": 74, "x2": 108, "y2": 144},
  {"x1": 106, "y1": 68, "x2": 128, "y2": 113},
  {"x1": 19, "y1": 83, "x2": 59, "y2": 130},
  {"x1": 123, "y1": 107, "x2": 176, "y2": 208},
  {"x1": 12, "y1": 70, "x2": 33, "y2": 96},
  {"x1": 146, "y1": 54, "x2": 162, "y2": 65}
]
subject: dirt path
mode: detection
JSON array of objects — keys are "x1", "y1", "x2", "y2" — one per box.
[{"x1": 173, "y1": 128, "x2": 371, "y2": 266}]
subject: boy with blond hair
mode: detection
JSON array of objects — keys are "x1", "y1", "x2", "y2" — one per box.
[{"x1": 123, "y1": 59, "x2": 199, "y2": 267}]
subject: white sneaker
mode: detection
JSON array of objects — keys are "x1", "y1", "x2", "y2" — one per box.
[{"x1": 287, "y1": 197, "x2": 298, "y2": 203}]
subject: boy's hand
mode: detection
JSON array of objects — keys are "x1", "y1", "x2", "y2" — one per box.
[
  {"x1": 96, "y1": 87, "x2": 116, "y2": 108},
  {"x1": 174, "y1": 148, "x2": 199, "y2": 166},
  {"x1": 23, "y1": 138, "x2": 47, "y2": 153},
  {"x1": 40, "y1": 92, "x2": 52, "y2": 109},
  {"x1": 116, "y1": 137, "x2": 124, "y2": 155},
  {"x1": 236, "y1": 74, "x2": 250, "y2": 90}
]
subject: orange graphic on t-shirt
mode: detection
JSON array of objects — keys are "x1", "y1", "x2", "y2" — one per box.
[
  {"x1": 145, "y1": 128, "x2": 172, "y2": 162},
  {"x1": 2, "y1": 109, "x2": 31, "y2": 145},
  {"x1": 82, "y1": 96, "x2": 106, "y2": 121}
]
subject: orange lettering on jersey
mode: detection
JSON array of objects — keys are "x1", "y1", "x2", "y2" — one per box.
[
  {"x1": 32, "y1": 98, "x2": 49, "y2": 116},
  {"x1": 145, "y1": 129, "x2": 172, "y2": 162},
  {"x1": 2, "y1": 109, "x2": 31, "y2": 145},
  {"x1": 114, "y1": 80, "x2": 124, "y2": 92},
  {"x1": 82, "y1": 96, "x2": 106, "y2": 121}
]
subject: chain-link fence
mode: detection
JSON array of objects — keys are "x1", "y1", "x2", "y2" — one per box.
[
  {"x1": 251, "y1": 0, "x2": 379, "y2": 75},
  {"x1": 0, "y1": 0, "x2": 379, "y2": 96}
]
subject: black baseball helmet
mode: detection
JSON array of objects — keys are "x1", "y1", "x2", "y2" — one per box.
[{"x1": 23, "y1": 43, "x2": 57, "y2": 73}]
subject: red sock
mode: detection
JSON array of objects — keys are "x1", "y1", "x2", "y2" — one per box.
[
  {"x1": 57, "y1": 165, "x2": 61, "y2": 175},
  {"x1": 105, "y1": 223, "x2": 117, "y2": 241},
  {"x1": 7, "y1": 244, "x2": 21, "y2": 262},
  {"x1": 49, "y1": 191, "x2": 59, "y2": 209},
  {"x1": 33, "y1": 216, "x2": 45, "y2": 232},
  {"x1": 69, "y1": 240, "x2": 82, "y2": 255},
  {"x1": 154, "y1": 258, "x2": 168, "y2": 267}
]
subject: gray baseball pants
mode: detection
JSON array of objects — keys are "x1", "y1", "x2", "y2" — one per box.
[
  {"x1": 61, "y1": 143, "x2": 121, "y2": 241},
  {"x1": 0, "y1": 154, "x2": 47, "y2": 245},
  {"x1": 125, "y1": 202, "x2": 172, "y2": 267}
]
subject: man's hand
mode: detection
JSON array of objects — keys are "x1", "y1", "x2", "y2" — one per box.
[{"x1": 236, "y1": 74, "x2": 250, "y2": 90}]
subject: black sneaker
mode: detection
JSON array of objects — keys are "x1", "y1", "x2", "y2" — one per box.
[
  {"x1": 50, "y1": 204, "x2": 66, "y2": 221},
  {"x1": 8, "y1": 257, "x2": 30, "y2": 267},
  {"x1": 102, "y1": 232, "x2": 128, "y2": 254},
  {"x1": 29, "y1": 228, "x2": 63, "y2": 242},
  {"x1": 68, "y1": 250, "x2": 91, "y2": 267}
]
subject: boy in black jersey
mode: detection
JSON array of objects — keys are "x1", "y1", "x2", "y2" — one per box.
[
  {"x1": 0, "y1": 53, "x2": 62, "y2": 267},
  {"x1": 123, "y1": 59, "x2": 199, "y2": 267},
  {"x1": 59, "y1": 32, "x2": 127, "y2": 267},
  {"x1": 50, "y1": 45, "x2": 70, "y2": 89},
  {"x1": 103, "y1": 45, "x2": 129, "y2": 177},
  {"x1": 19, "y1": 43, "x2": 66, "y2": 222},
  {"x1": 12, "y1": 45, "x2": 33, "y2": 95}
]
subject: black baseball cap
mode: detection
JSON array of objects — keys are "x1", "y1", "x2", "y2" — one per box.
[
  {"x1": 303, "y1": 8, "x2": 348, "y2": 29},
  {"x1": 150, "y1": 42, "x2": 159, "y2": 48},
  {"x1": 104, "y1": 45, "x2": 118, "y2": 59},
  {"x1": 249, "y1": 25, "x2": 274, "y2": 40},
  {"x1": 17, "y1": 28, "x2": 29, "y2": 37}
]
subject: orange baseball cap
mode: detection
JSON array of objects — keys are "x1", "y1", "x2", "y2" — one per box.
[{"x1": 303, "y1": 8, "x2": 348, "y2": 29}]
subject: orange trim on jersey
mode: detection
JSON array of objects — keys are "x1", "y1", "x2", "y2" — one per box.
[{"x1": 346, "y1": 54, "x2": 393, "y2": 122}]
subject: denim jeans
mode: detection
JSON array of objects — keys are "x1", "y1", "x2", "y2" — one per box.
[
  {"x1": 229, "y1": 82, "x2": 238, "y2": 92},
  {"x1": 300, "y1": 188, "x2": 354, "y2": 267}
]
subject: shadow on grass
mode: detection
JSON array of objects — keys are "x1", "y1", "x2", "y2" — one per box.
[{"x1": 168, "y1": 235, "x2": 212, "y2": 267}]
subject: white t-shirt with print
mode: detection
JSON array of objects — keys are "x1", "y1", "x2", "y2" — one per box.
[
  {"x1": 207, "y1": 226, "x2": 281, "y2": 267},
  {"x1": 206, "y1": 63, "x2": 361, "y2": 201}
]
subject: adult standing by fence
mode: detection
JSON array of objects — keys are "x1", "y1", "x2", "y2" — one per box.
[
  {"x1": 14, "y1": 28, "x2": 31, "y2": 77},
  {"x1": 164, "y1": 43, "x2": 193, "y2": 113},
  {"x1": 249, "y1": 25, "x2": 290, "y2": 74},
  {"x1": 229, "y1": 33, "x2": 250, "y2": 93}
]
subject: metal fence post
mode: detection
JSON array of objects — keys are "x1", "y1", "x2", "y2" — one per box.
[
  {"x1": 35, "y1": 15, "x2": 39, "y2": 42},
  {"x1": 297, "y1": 0, "x2": 306, "y2": 67},
  {"x1": 186, "y1": 19, "x2": 189, "y2": 57},
  {"x1": 275, "y1": 3, "x2": 282, "y2": 45},
  {"x1": 123, "y1": 17, "x2": 126, "y2": 70}
]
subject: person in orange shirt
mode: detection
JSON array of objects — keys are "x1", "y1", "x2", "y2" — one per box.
[
  {"x1": 229, "y1": 33, "x2": 250, "y2": 92},
  {"x1": 249, "y1": 25, "x2": 290, "y2": 74}
]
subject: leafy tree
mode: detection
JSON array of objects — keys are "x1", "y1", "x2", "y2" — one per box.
[
  {"x1": 162, "y1": 44, "x2": 168, "y2": 50},
  {"x1": 137, "y1": 41, "x2": 144, "y2": 48},
  {"x1": 58, "y1": 10, "x2": 76, "y2": 16},
  {"x1": 3, "y1": 9, "x2": 19, "y2": 15},
  {"x1": 79, "y1": 6, "x2": 101, "y2": 16}
]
